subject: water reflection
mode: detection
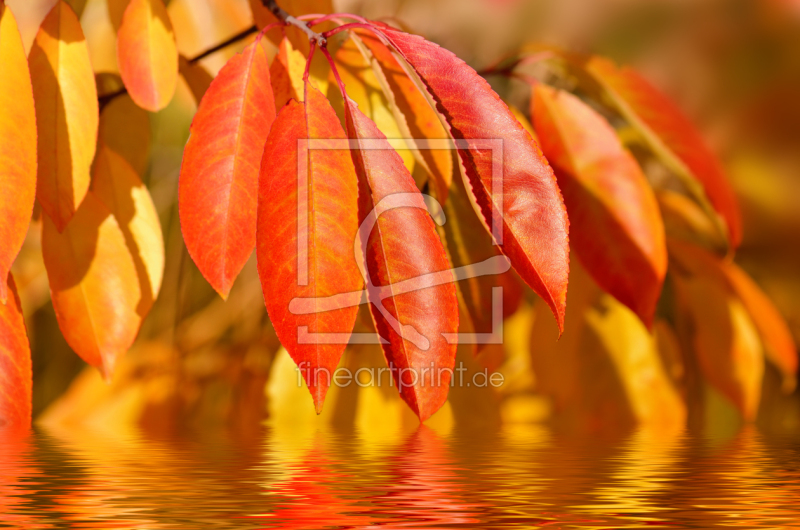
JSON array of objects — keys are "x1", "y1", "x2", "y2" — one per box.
[{"x1": 1, "y1": 422, "x2": 800, "y2": 528}]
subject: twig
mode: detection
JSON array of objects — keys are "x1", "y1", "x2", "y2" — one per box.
[
  {"x1": 188, "y1": 25, "x2": 258, "y2": 64},
  {"x1": 261, "y1": 0, "x2": 327, "y2": 46}
]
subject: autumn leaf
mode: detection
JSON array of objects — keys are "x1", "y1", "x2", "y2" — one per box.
[
  {"x1": 380, "y1": 27, "x2": 570, "y2": 330},
  {"x1": 98, "y1": 94, "x2": 151, "y2": 176},
  {"x1": 0, "y1": 274, "x2": 32, "y2": 428},
  {"x1": 670, "y1": 239, "x2": 796, "y2": 395},
  {"x1": 28, "y1": 0, "x2": 98, "y2": 232},
  {"x1": 42, "y1": 194, "x2": 142, "y2": 379},
  {"x1": 0, "y1": 4, "x2": 37, "y2": 304},
  {"x1": 584, "y1": 57, "x2": 742, "y2": 248},
  {"x1": 117, "y1": 0, "x2": 178, "y2": 112},
  {"x1": 724, "y1": 263, "x2": 797, "y2": 393},
  {"x1": 344, "y1": 95, "x2": 459, "y2": 422},
  {"x1": 331, "y1": 35, "x2": 415, "y2": 175},
  {"x1": 441, "y1": 165, "x2": 523, "y2": 349},
  {"x1": 92, "y1": 145, "x2": 164, "y2": 317},
  {"x1": 270, "y1": 36, "x2": 307, "y2": 109},
  {"x1": 533, "y1": 85, "x2": 666, "y2": 328},
  {"x1": 355, "y1": 30, "x2": 453, "y2": 201},
  {"x1": 180, "y1": 36, "x2": 276, "y2": 299},
  {"x1": 257, "y1": 84, "x2": 362, "y2": 413},
  {"x1": 672, "y1": 271, "x2": 763, "y2": 421}
]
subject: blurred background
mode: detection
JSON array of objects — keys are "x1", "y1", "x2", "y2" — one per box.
[{"x1": 7, "y1": 0, "x2": 800, "y2": 438}]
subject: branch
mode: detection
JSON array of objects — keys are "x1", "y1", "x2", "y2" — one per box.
[{"x1": 261, "y1": 0, "x2": 327, "y2": 46}]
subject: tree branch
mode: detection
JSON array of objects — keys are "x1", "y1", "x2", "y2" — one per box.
[{"x1": 261, "y1": 0, "x2": 327, "y2": 46}]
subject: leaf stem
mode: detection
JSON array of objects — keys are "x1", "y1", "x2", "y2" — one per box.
[
  {"x1": 261, "y1": 0, "x2": 327, "y2": 46},
  {"x1": 320, "y1": 46, "x2": 348, "y2": 101}
]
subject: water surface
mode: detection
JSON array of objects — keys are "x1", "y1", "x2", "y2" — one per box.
[{"x1": 2, "y1": 423, "x2": 800, "y2": 528}]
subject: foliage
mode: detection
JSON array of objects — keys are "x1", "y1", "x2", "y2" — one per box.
[{"x1": 0, "y1": 0, "x2": 796, "y2": 430}]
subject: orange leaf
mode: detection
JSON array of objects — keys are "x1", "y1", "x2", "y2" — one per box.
[
  {"x1": 28, "y1": 0, "x2": 98, "y2": 232},
  {"x1": 98, "y1": 94, "x2": 151, "y2": 176},
  {"x1": 92, "y1": 146, "x2": 164, "y2": 317},
  {"x1": 0, "y1": 4, "x2": 36, "y2": 304},
  {"x1": 724, "y1": 263, "x2": 797, "y2": 393},
  {"x1": 343, "y1": 94, "x2": 459, "y2": 422},
  {"x1": 585, "y1": 57, "x2": 742, "y2": 248},
  {"x1": 257, "y1": 85, "x2": 362, "y2": 413},
  {"x1": 117, "y1": 0, "x2": 178, "y2": 112},
  {"x1": 670, "y1": 239, "x2": 797, "y2": 394},
  {"x1": 355, "y1": 31, "x2": 453, "y2": 202},
  {"x1": 180, "y1": 37, "x2": 276, "y2": 299},
  {"x1": 0, "y1": 274, "x2": 32, "y2": 428},
  {"x1": 533, "y1": 85, "x2": 666, "y2": 328},
  {"x1": 42, "y1": 194, "x2": 142, "y2": 378},
  {"x1": 270, "y1": 36, "x2": 306, "y2": 109},
  {"x1": 381, "y1": 28, "x2": 570, "y2": 331},
  {"x1": 331, "y1": 35, "x2": 415, "y2": 174},
  {"x1": 673, "y1": 271, "x2": 763, "y2": 421},
  {"x1": 441, "y1": 166, "x2": 523, "y2": 350}
]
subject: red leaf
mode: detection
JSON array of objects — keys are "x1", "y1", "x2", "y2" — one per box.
[
  {"x1": 344, "y1": 96, "x2": 459, "y2": 422},
  {"x1": 0, "y1": 274, "x2": 32, "y2": 428},
  {"x1": 533, "y1": 85, "x2": 666, "y2": 328},
  {"x1": 380, "y1": 28, "x2": 570, "y2": 331},
  {"x1": 42, "y1": 194, "x2": 142, "y2": 378},
  {"x1": 257, "y1": 85, "x2": 362, "y2": 413},
  {"x1": 28, "y1": 0, "x2": 98, "y2": 232},
  {"x1": 117, "y1": 0, "x2": 178, "y2": 112},
  {"x1": 356, "y1": 31, "x2": 454, "y2": 202},
  {"x1": 0, "y1": 4, "x2": 37, "y2": 304},
  {"x1": 180, "y1": 37, "x2": 276, "y2": 299},
  {"x1": 585, "y1": 57, "x2": 742, "y2": 248}
]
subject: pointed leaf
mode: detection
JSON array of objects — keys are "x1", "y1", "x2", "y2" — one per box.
[
  {"x1": 381, "y1": 28, "x2": 570, "y2": 330},
  {"x1": 0, "y1": 4, "x2": 37, "y2": 304},
  {"x1": 533, "y1": 85, "x2": 666, "y2": 328},
  {"x1": 28, "y1": 0, "x2": 98, "y2": 232},
  {"x1": 356, "y1": 31, "x2": 453, "y2": 201},
  {"x1": 180, "y1": 37, "x2": 276, "y2": 299},
  {"x1": 257, "y1": 86, "x2": 362, "y2": 412},
  {"x1": 42, "y1": 194, "x2": 142, "y2": 378},
  {"x1": 584, "y1": 57, "x2": 742, "y2": 248},
  {"x1": 332, "y1": 36, "x2": 415, "y2": 174},
  {"x1": 670, "y1": 239, "x2": 797, "y2": 394},
  {"x1": 117, "y1": 0, "x2": 178, "y2": 112},
  {"x1": 345, "y1": 98, "x2": 459, "y2": 422},
  {"x1": 673, "y1": 271, "x2": 763, "y2": 421},
  {"x1": 441, "y1": 165, "x2": 523, "y2": 349},
  {"x1": 0, "y1": 274, "x2": 32, "y2": 428},
  {"x1": 270, "y1": 36, "x2": 306, "y2": 109},
  {"x1": 93, "y1": 145, "x2": 164, "y2": 316},
  {"x1": 98, "y1": 93, "x2": 151, "y2": 176},
  {"x1": 724, "y1": 263, "x2": 797, "y2": 393}
]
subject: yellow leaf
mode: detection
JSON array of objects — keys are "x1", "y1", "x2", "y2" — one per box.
[{"x1": 29, "y1": 0, "x2": 98, "y2": 231}]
